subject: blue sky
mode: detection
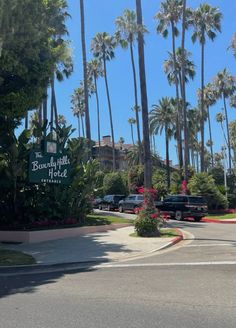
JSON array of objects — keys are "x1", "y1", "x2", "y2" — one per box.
[{"x1": 54, "y1": 0, "x2": 236, "y2": 164}]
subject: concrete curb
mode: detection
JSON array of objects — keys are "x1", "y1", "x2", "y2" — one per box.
[
  {"x1": 0, "y1": 228, "x2": 184, "y2": 275},
  {"x1": 202, "y1": 218, "x2": 236, "y2": 224}
]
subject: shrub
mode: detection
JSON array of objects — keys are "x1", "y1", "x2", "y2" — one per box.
[
  {"x1": 103, "y1": 172, "x2": 128, "y2": 195},
  {"x1": 128, "y1": 165, "x2": 144, "y2": 193},
  {"x1": 152, "y1": 169, "x2": 168, "y2": 199},
  {"x1": 134, "y1": 190, "x2": 161, "y2": 237},
  {"x1": 188, "y1": 173, "x2": 228, "y2": 210}
]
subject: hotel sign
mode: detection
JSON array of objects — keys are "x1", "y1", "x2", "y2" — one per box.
[{"x1": 29, "y1": 151, "x2": 71, "y2": 185}]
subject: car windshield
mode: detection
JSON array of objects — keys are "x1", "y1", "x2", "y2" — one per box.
[
  {"x1": 114, "y1": 196, "x2": 124, "y2": 201},
  {"x1": 188, "y1": 197, "x2": 206, "y2": 204}
]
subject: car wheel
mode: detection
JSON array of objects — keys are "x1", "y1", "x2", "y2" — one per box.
[
  {"x1": 119, "y1": 205, "x2": 123, "y2": 213},
  {"x1": 175, "y1": 210, "x2": 183, "y2": 221},
  {"x1": 133, "y1": 206, "x2": 139, "y2": 214},
  {"x1": 194, "y1": 217, "x2": 202, "y2": 222}
]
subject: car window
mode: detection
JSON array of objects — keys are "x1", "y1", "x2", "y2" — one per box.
[
  {"x1": 174, "y1": 196, "x2": 188, "y2": 202},
  {"x1": 114, "y1": 196, "x2": 124, "y2": 202},
  {"x1": 127, "y1": 196, "x2": 136, "y2": 200},
  {"x1": 137, "y1": 195, "x2": 144, "y2": 201},
  {"x1": 188, "y1": 197, "x2": 206, "y2": 204}
]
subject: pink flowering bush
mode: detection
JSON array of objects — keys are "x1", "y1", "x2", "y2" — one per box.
[{"x1": 134, "y1": 189, "x2": 161, "y2": 237}]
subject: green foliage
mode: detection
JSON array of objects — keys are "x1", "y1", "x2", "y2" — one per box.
[
  {"x1": 128, "y1": 165, "x2": 144, "y2": 193},
  {"x1": 103, "y1": 172, "x2": 128, "y2": 195},
  {"x1": 188, "y1": 173, "x2": 228, "y2": 210},
  {"x1": 170, "y1": 171, "x2": 182, "y2": 194},
  {"x1": 152, "y1": 169, "x2": 168, "y2": 199},
  {"x1": 134, "y1": 191, "x2": 160, "y2": 237}
]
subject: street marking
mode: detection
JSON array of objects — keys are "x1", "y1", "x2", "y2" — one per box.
[
  {"x1": 96, "y1": 261, "x2": 236, "y2": 269},
  {"x1": 183, "y1": 243, "x2": 236, "y2": 247}
]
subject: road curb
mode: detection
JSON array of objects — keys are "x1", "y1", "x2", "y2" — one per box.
[
  {"x1": 0, "y1": 229, "x2": 184, "y2": 275},
  {"x1": 202, "y1": 218, "x2": 236, "y2": 224}
]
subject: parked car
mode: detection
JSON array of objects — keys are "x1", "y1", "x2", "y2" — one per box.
[
  {"x1": 98, "y1": 195, "x2": 126, "y2": 211},
  {"x1": 118, "y1": 194, "x2": 144, "y2": 213},
  {"x1": 92, "y1": 197, "x2": 103, "y2": 209},
  {"x1": 156, "y1": 195, "x2": 208, "y2": 221}
]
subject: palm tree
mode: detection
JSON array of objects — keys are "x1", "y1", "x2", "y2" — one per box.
[
  {"x1": 115, "y1": 9, "x2": 146, "y2": 164},
  {"x1": 71, "y1": 87, "x2": 85, "y2": 137},
  {"x1": 136, "y1": 0, "x2": 152, "y2": 188},
  {"x1": 213, "y1": 69, "x2": 236, "y2": 171},
  {"x1": 128, "y1": 118, "x2": 136, "y2": 145},
  {"x1": 79, "y1": 0, "x2": 91, "y2": 141},
  {"x1": 229, "y1": 34, "x2": 236, "y2": 59},
  {"x1": 118, "y1": 137, "x2": 125, "y2": 150},
  {"x1": 190, "y1": 3, "x2": 222, "y2": 172},
  {"x1": 229, "y1": 120, "x2": 236, "y2": 166},
  {"x1": 216, "y1": 112, "x2": 228, "y2": 149},
  {"x1": 87, "y1": 59, "x2": 103, "y2": 158},
  {"x1": 187, "y1": 108, "x2": 200, "y2": 169},
  {"x1": 155, "y1": 0, "x2": 183, "y2": 172},
  {"x1": 163, "y1": 47, "x2": 195, "y2": 86},
  {"x1": 197, "y1": 83, "x2": 217, "y2": 167},
  {"x1": 91, "y1": 32, "x2": 117, "y2": 171},
  {"x1": 149, "y1": 97, "x2": 175, "y2": 188}
]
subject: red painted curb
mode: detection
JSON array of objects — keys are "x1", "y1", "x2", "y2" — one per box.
[{"x1": 202, "y1": 218, "x2": 236, "y2": 224}]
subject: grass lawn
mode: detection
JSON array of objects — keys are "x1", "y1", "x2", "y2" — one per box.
[
  {"x1": 130, "y1": 228, "x2": 181, "y2": 238},
  {"x1": 0, "y1": 248, "x2": 36, "y2": 266},
  {"x1": 86, "y1": 214, "x2": 133, "y2": 226},
  {"x1": 205, "y1": 213, "x2": 236, "y2": 220}
]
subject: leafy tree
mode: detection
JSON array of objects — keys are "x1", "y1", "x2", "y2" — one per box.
[
  {"x1": 103, "y1": 172, "x2": 128, "y2": 195},
  {"x1": 152, "y1": 170, "x2": 168, "y2": 199},
  {"x1": 188, "y1": 173, "x2": 228, "y2": 210},
  {"x1": 128, "y1": 165, "x2": 144, "y2": 193}
]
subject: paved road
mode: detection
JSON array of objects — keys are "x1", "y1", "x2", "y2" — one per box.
[{"x1": 1, "y1": 219, "x2": 236, "y2": 328}]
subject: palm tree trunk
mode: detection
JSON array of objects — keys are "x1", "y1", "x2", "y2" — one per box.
[
  {"x1": 171, "y1": 21, "x2": 183, "y2": 173},
  {"x1": 223, "y1": 95, "x2": 232, "y2": 171},
  {"x1": 81, "y1": 115, "x2": 85, "y2": 138},
  {"x1": 94, "y1": 75, "x2": 101, "y2": 160},
  {"x1": 153, "y1": 134, "x2": 156, "y2": 155},
  {"x1": 51, "y1": 75, "x2": 58, "y2": 128},
  {"x1": 80, "y1": 0, "x2": 91, "y2": 141},
  {"x1": 165, "y1": 125, "x2": 170, "y2": 189},
  {"x1": 103, "y1": 53, "x2": 116, "y2": 171},
  {"x1": 130, "y1": 40, "x2": 142, "y2": 164},
  {"x1": 43, "y1": 88, "x2": 47, "y2": 137},
  {"x1": 131, "y1": 123, "x2": 135, "y2": 145},
  {"x1": 181, "y1": 0, "x2": 189, "y2": 181},
  {"x1": 200, "y1": 41, "x2": 205, "y2": 172},
  {"x1": 136, "y1": 0, "x2": 152, "y2": 188},
  {"x1": 207, "y1": 106, "x2": 214, "y2": 166},
  {"x1": 78, "y1": 116, "x2": 81, "y2": 137},
  {"x1": 50, "y1": 79, "x2": 54, "y2": 134}
]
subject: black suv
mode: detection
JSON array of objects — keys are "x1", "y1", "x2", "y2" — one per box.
[
  {"x1": 98, "y1": 195, "x2": 125, "y2": 211},
  {"x1": 156, "y1": 195, "x2": 208, "y2": 221},
  {"x1": 118, "y1": 194, "x2": 144, "y2": 213}
]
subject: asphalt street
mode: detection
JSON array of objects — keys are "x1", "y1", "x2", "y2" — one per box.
[{"x1": 1, "y1": 218, "x2": 236, "y2": 328}]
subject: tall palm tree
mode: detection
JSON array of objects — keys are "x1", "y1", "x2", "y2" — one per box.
[
  {"x1": 115, "y1": 9, "x2": 146, "y2": 164},
  {"x1": 71, "y1": 87, "x2": 85, "y2": 137},
  {"x1": 187, "y1": 108, "x2": 200, "y2": 169},
  {"x1": 91, "y1": 32, "x2": 117, "y2": 171},
  {"x1": 216, "y1": 112, "x2": 228, "y2": 149},
  {"x1": 197, "y1": 83, "x2": 217, "y2": 167},
  {"x1": 229, "y1": 34, "x2": 236, "y2": 59},
  {"x1": 87, "y1": 59, "x2": 103, "y2": 158},
  {"x1": 128, "y1": 118, "x2": 136, "y2": 145},
  {"x1": 213, "y1": 69, "x2": 236, "y2": 171},
  {"x1": 229, "y1": 120, "x2": 236, "y2": 166},
  {"x1": 136, "y1": 0, "x2": 152, "y2": 188},
  {"x1": 149, "y1": 97, "x2": 175, "y2": 188},
  {"x1": 79, "y1": 0, "x2": 91, "y2": 141},
  {"x1": 155, "y1": 0, "x2": 183, "y2": 172},
  {"x1": 190, "y1": 3, "x2": 222, "y2": 172}
]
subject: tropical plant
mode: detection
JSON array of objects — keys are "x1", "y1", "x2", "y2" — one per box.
[
  {"x1": 149, "y1": 97, "x2": 175, "y2": 188},
  {"x1": 189, "y1": 3, "x2": 222, "y2": 172},
  {"x1": 103, "y1": 172, "x2": 128, "y2": 195},
  {"x1": 213, "y1": 69, "x2": 236, "y2": 171},
  {"x1": 136, "y1": 0, "x2": 152, "y2": 187},
  {"x1": 91, "y1": 32, "x2": 117, "y2": 170},
  {"x1": 155, "y1": 0, "x2": 183, "y2": 171},
  {"x1": 128, "y1": 118, "x2": 136, "y2": 145},
  {"x1": 115, "y1": 9, "x2": 146, "y2": 164},
  {"x1": 87, "y1": 59, "x2": 104, "y2": 156}
]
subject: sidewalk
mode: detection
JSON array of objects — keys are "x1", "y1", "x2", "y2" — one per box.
[
  {"x1": 202, "y1": 218, "x2": 236, "y2": 224},
  {"x1": 1, "y1": 226, "x2": 183, "y2": 266}
]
